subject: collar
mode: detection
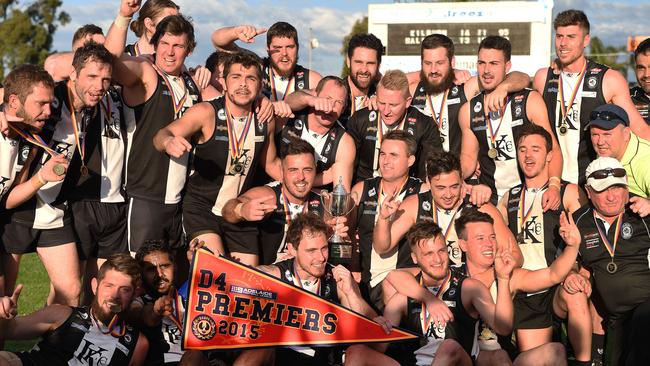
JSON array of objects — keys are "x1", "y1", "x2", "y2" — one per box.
[{"x1": 621, "y1": 132, "x2": 639, "y2": 166}]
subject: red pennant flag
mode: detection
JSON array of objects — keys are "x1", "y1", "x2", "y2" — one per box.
[{"x1": 182, "y1": 249, "x2": 418, "y2": 350}]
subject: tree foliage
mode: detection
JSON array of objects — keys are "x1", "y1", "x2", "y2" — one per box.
[
  {"x1": 340, "y1": 16, "x2": 368, "y2": 77},
  {"x1": 0, "y1": 0, "x2": 70, "y2": 80},
  {"x1": 587, "y1": 36, "x2": 627, "y2": 77}
]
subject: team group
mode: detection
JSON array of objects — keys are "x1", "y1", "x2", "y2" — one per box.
[{"x1": 0, "y1": 0, "x2": 650, "y2": 365}]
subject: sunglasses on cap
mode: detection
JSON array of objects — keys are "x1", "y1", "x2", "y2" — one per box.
[
  {"x1": 589, "y1": 110, "x2": 626, "y2": 123},
  {"x1": 587, "y1": 168, "x2": 626, "y2": 180}
]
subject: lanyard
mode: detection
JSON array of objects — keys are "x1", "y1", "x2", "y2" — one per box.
[
  {"x1": 94, "y1": 313, "x2": 126, "y2": 337},
  {"x1": 419, "y1": 271, "x2": 451, "y2": 333},
  {"x1": 427, "y1": 92, "x2": 448, "y2": 131},
  {"x1": 269, "y1": 68, "x2": 293, "y2": 101},
  {"x1": 518, "y1": 183, "x2": 548, "y2": 239},
  {"x1": 485, "y1": 97, "x2": 509, "y2": 148},
  {"x1": 558, "y1": 61, "x2": 587, "y2": 125},
  {"x1": 8, "y1": 125, "x2": 57, "y2": 156},
  {"x1": 153, "y1": 65, "x2": 188, "y2": 115},
  {"x1": 293, "y1": 261, "x2": 320, "y2": 296},
  {"x1": 593, "y1": 212, "x2": 623, "y2": 260},
  {"x1": 432, "y1": 202, "x2": 462, "y2": 242},
  {"x1": 66, "y1": 84, "x2": 88, "y2": 166},
  {"x1": 224, "y1": 103, "x2": 253, "y2": 159}
]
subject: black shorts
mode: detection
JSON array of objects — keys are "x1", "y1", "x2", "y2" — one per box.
[
  {"x1": 183, "y1": 208, "x2": 258, "y2": 255},
  {"x1": 71, "y1": 201, "x2": 127, "y2": 260},
  {"x1": 514, "y1": 286, "x2": 556, "y2": 330},
  {"x1": 1, "y1": 221, "x2": 76, "y2": 254},
  {"x1": 127, "y1": 197, "x2": 183, "y2": 252}
]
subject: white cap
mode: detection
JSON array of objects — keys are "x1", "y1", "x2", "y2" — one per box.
[{"x1": 585, "y1": 157, "x2": 627, "y2": 192}]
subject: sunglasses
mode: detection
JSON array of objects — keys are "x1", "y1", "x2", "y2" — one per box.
[
  {"x1": 587, "y1": 168, "x2": 626, "y2": 180},
  {"x1": 590, "y1": 110, "x2": 626, "y2": 123}
]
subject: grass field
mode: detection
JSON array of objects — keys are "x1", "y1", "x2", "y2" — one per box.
[{"x1": 5, "y1": 253, "x2": 50, "y2": 352}]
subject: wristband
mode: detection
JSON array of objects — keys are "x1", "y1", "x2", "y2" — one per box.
[
  {"x1": 32, "y1": 170, "x2": 46, "y2": 188},
  {"x1": 549, "y1": 176, "x2": 561, "y2": 184},
  {"x1": 549, "y1": 182, "x2": 561, "y2": 190},
  {"x1": 115, "y1": 15, "x2": 132, "y2": 30}
]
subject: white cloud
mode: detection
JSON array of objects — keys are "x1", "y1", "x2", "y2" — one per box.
[{"x1": 53, "y1": 0, "x2": 364, "y2": 76}]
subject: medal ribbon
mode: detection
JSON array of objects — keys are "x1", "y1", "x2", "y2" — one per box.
[
  {"x1": 281, "y1": 187, "x2": 308, "y2": 225},
  {"x1": 378, "y1": 116, "x2": 406, "y2": 147},
  {"x1": 427, "y1": 92, "x2": 448, "y2": 131},
  {"x1": 419, "y1": 270, "x2": 451, "y2": 333},
  {"x1": 153, "y1": 65, "x2": 188, "y2": 115},
  {"x1": 432, "y1": 201, "x2": 462, "y2": 242},
  {"x1": 95, "y1": 313, "x2": 126, "y2": 338},
  {"x1": 593, "y1": 211, "x2": 623, "y2": 260},
  {"x1": 485, "y1": 96, "x2": 509, "y2": 149},
  {"x1": 99, "y1": 95, "x2": 112, "y2": 127},
  {"x1": 66, "y1": 84, "x2": 86, "y2": 165},
  {"x1": 166, "y1": 289, "x2": 183, "y2": 330},
  {"x1": 518, "y1": 183, "x2": 548, "y2": 239},
  {"x1": 378, "y1": 177, "x2": 409, "y2": 210},
  {"x1": 558, "y1": 61, "x2": 587, "y2": 128},
  {"x1": 269, "y1": 68, "x2": 293, "y2": 101},
  {"x1": 225, "y1": 103, "x2": 253, "y2": 159},
  {"x1": 8, "y1": 125, "x2": 57, "y2": 156},
  {"x1": 350, "y1": 90, "x2": 366, "y2": 116},
  {"x1": 293, "y1": 261, "x2": 320, "y2": 296}
]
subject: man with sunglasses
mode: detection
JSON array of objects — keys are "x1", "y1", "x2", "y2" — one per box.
[
  {"x1": 572, "y1": 157, "x2": 650, "y2": 365},
  {"x1": 588, "y1": 104, "x2": 650, "y2": 212}
]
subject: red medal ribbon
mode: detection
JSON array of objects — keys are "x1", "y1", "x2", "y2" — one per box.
[
  {"x1": 66, "y1": 84, "x2": 87, "y2": 165},
  {"x1": 292, "y1": 261, "x2": 320, "y2": 296},
  {"x1": 153, "y1": 65, "x2": 188, "y2": 115},
  {"x1": 427, "y1": 91, "x2": 448, "y2": 130},
  {"x1": 8, "y1": 125, "x2": 57, "y2": 156},
  {"x1": 419, "y1": 270, "x2": 451, "y2": 333},
  {"x1": 269, "y1": 68, "x2": 293, "y2": 101},
  {"x1": 485, "y1": 96, "x2": 509, "y2": 149},
  {"x1": 593, "y1": 211, "x2": 624, "y2": 260},
  {"x1": 558, "y1": 61, "x2": 587, "y2": 127},
  {"x1": 432, "y1": 201, "x2": 462, "y2": 243},
  {"x1": 224, "y1": 103, "x2": 253, "y2": 159},
  {"x1": 518, "y1": 183, "x2": 548, "y2": 240}
]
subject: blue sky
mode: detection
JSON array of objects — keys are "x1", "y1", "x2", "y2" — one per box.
[{"x1": 52, "y1": 0, "x2": 649, "y2": 76}]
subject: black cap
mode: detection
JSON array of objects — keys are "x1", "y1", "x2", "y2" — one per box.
[{"x1": 584, "y1": 104, "x2": 629, "y2": 131}]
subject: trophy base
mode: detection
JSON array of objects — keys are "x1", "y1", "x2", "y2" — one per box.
[{"x1": 329, "y1": 243, "x2": 353, "y2": 267}]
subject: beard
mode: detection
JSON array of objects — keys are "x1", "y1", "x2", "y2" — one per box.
[
  {"x1": 420, "y1": 69, "x2": 455, "y2": 95},
  {"x1": 350, "y1": 70, "x2": 376, "y2": 91},
  {"x1": 90, "y1": 297, "x2": 119, "y2": 325}
]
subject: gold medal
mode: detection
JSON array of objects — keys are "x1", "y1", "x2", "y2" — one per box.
[
  {"x1": 488, "y1": 148, "x2": 498, "y2": 159},
  {"x1": 606, "y1": 260, "x2": 617, "y2": 274},
  {"x1": 80, "y1": 165, "x2": 89, "y2": 177},
  {"x1": 53, "y1": 164, "x2": 66, "y2": 176}
]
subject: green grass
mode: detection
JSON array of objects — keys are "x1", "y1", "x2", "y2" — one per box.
[{"x1": 5, "y1": 253, "x2": 50, "y2": 352}]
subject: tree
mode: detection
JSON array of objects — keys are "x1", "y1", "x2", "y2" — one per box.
[
  {"x1": 0, "y1": 0, "x2": 70, "y2": 80},
  {"x1": 587, "y1": 36, "x2": 628, "y2": 77},
  {"x1": 340, "y1": 16, "x2": 368, "y2": 78}
]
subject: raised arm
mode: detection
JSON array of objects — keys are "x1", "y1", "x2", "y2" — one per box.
[
  {"x1": 511, "y1": 211, "x2": 580, "y2": 293},
  {"x1": 372, "y1": 193, "x2": 417, "y2": 254},
  {"x1": 385, "y1": 269, "x2": 453, "y2": 325},
  {"x1": 211, "y1": 25, "x2": 267, "y2": 52}
]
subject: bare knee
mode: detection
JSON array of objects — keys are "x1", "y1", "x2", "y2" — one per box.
[
  {"x1": 435, "y1": 340, "x2": 470, "y2": 365},
  {"x1": 179, "y1": 350, "x2": 208, "y2": 366}
]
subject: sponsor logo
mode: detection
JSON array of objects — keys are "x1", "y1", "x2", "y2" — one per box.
[
  {"x1": 217, "y1": 108, "x2": 226, "y2": 120},
  {"x1": 473, "y1": 102, "x2": 482, "y2": 113},
  {"x1": 622, "y1": 222, "x2": 633, "y2": 239},
  {"x1": 369, "y1": 111, "x2": 377, "y2": 121},
  {"x1": 192, "y1": 315, "x2": 217, "y2": 341}
]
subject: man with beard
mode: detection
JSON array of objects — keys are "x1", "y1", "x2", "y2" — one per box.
[
  {"x1": 533, "y1": 10, "x2": 650, "y2": 186},
  {"x1": 2, "y1": 44, "x2": 118, "y2": 307},
  {"x1": 221, "y1": 139, "x2": 327, "y2": 265},
  {"x1": 0, "y1": 65, "x2": 67, "y2": 210},
  {"x1": 460, "y1": 36, "x2": 562, "y2": 206},
  {"x1": 104, "y1": 0, "x2": 206, "y2": 253},
  {"x1": 131, "y1": 240, "x2": 206, "y2": 365},
  {"x1": 44, "y1": 24, "x2": 106, "y2": 82},
  {"x1": 346, "y1": 220, "x2": 515, "y2": 366},
  {"x1": 279, "y1": 76, "x2": 356, "y2": 190},
  {"x1": 373, "y1": 152, "x2": 520, "y2": 304},
  {"x1": 631, "y1": 38, "x2": 650, "y2": 124},
  {"x1": 286, "y1": 33, "x2": 383, "y2": 127},
  {"x1": 497, "y1": 123, "x2": 591, "y2": 364},
  {"x1": 346, "y1": 69, "x2": 441, "y2": 184},
  {"x1": 350, "y1": 130, "x2": 426, "y2": 310},
  {"x1": 211, "y1": 22, "x2": 322, "y2": 102},
  {"x1": 0, "y1": 253, "x2": 148, "y2": 365},
  {"x1": 408, "y1": 34, "x2": 530, "y2": 156},
  {"x1": 154, "y1": 52, "x2": 282, "y2": 267}
]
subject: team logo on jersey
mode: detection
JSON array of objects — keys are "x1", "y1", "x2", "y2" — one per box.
[
  {"x1": 124, "y1": 333, "x2": 132, "y2": 344},
  {"x1": 284, "y1": 269, "x2": 293, "y2": 282},
  {"x1": 587, "y1": 77, "x2": 597, "y2": 89},
  {"x1": 294, "y1": 120, "x2": 303, "y2": 130},
  {"x1": 296, "y1": 71, "x2": 305, "y2": 77},
  {"x1": 297, "y1": 81, "x2": 305, "y2": 89},
  {"x1": 621, "y1": 222, "x2": 633, "y2": 239},
  {"x1": 20, "y1": 148, "x2": 29, "y2": 162},
  {"x1": 451, "y1": 86, "x2": 459, "y2": 96},
  {"x1": 217, "y1": 108, "x2": 226, "y2": 121},
  {"x1": 0, "y1": 177, "x2": 10, "y2": 198},
  {"x1": 368, "y1": 187, "x2": 376, "y2": 197},
  {"x1": 584, "y1": 232, "x2": 600, "y2": 249},
  {"x1": 448, "y1": 288, "x2": 456, "y2": 297},
  {"x1": 192, "y1": 315, "x2": 216, "y2": 341},
  {"x1": 422, "y1": 201, "x2": 431, "y2": 211},
  {"x1": 369, "y1": 111, "x2": 377, "y2": 121},
  {"x1": 51, "y1": 97, "x2": 59, "y2": 109},
  {"x1": 514, "y1": 106, "x2": 522, "y2": 117},
  {"x1": 473, "y1": 102, "x2": 482, "y2": 113},
  {"x1": 419, "y1": 87, "x2": 425, "y2": 93},
  {"x1": 511, "y1": 186, "x2": 521, "y2": 195}
]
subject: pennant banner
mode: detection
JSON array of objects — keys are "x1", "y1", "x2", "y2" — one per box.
[{"x1": 182, "y1": 249, "x2": 418, "y2": 350}]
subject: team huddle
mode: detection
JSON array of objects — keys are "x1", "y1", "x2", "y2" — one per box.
[{"x1": 0, "y1": 0, "x2": 650, "y2": 365}]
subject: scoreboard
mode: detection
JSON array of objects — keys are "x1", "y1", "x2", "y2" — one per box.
[{"x1": 369, "y1": 1, "x2": 554, "y2": 76}]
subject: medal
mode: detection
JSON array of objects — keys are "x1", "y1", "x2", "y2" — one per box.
[
  {"x1": 606, "y1": 260, "x2": 617, "y2": 274},
  {"x1": 485, "y1": 96, "x2": 508, "y2": 161},
  {"x1": 80, "y1": 165, "x2": 89, "y2": 177},
  {"x1": 225, "y1": 101, "x2": 253, "y2": 173},
  {"x1": 440, "y1": 136, "x2": 445, "y2": 144},
  {"x1": 559, "y1": 125, "x2": 568, "y2": 135},
  {"x1": 67, "y1": 84, "x2": 91, "y2": 175},
  {"x1": 427, "y1": 91, "x2": 448, "y2": 133},
  {"x1": 269, "y1": 67, "x2": 293, "y2": 102},
  {"x1": 592, "y1": 211, "x2": 623, "y2": 276},
  {"x1": 558, "y1": 61, "x2": 587, "y2": 129},
  {"x1": 53, "y1": 164, "x2": 66, "y2": 176}
]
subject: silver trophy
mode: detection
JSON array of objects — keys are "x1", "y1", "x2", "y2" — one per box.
[{"x1": 321, "y1": 177, "x2": 357, "y2": 263}]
